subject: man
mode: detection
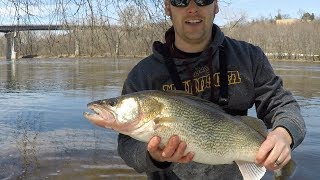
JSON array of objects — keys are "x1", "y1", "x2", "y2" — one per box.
[{"x1": 117, "y1": 0, "x2": 306, "y2": 179}]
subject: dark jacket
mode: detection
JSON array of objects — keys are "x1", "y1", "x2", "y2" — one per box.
[{"x1": 117, "y1": 24, "x2": 306, "y2": 180}]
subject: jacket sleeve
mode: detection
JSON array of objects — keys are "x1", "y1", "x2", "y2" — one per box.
[
  {"x1": 253, "y1": 49, "x2": 306, "y2": 149},
  {"x1": 117, "y1": 74, "x2": 173, "y2": 173}
]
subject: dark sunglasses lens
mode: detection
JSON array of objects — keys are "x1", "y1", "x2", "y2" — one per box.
[
  {"x1": 170, "y1": 0, "x2": 190, "y2": 7},
  {"x1": 170, "y1": 0, "x2": 214, "y2": 7},
  {"x1": 195, "y1": 0, "x2": 214, "y2": 6}
]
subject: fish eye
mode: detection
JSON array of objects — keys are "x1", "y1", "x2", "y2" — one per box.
[{"x1": 108, "y1": 98, "x2": 118, "y2": 107}]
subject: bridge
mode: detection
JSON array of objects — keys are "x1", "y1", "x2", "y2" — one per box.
[
  {"x1": 0, "y1": 25, "x2": 71, "y2": 33},
  {"x1": 0, "y1": 25, "x2": 77, "y2": 60}
]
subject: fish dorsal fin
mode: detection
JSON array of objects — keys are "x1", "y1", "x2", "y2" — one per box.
[
  {"x1": 239, "y1": 116, "x2": 268, "y2": 137},
  {"x1": 235, "y1": 161, "x2": 266, "y2": 180},
  {"x1": 166, "y1": 90, "x2": 225, "y2": 112}
]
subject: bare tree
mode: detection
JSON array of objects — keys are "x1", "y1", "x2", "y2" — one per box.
[{"x1": 0, "y1": 0, "x2": 318, "y2": 61}]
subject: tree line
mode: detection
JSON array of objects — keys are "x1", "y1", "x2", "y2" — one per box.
[
  {"x1": 224, "y1": 20, "x2": 320, "y2": 61},
  {"x1": 0, "y1": 0, "x2": 319, "y2": 61}
]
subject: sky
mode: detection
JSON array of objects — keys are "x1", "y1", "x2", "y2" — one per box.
[
  {"x1": 0, "y1": 0, "x2": 319, "y2": 26},
  {"x1": 215, "y1": 0, "x2": 320, "y2": 25}
]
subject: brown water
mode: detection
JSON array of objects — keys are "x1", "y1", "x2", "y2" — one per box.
[{"x1": 0, "y1": 58, "x2": 319, "y2": 179}]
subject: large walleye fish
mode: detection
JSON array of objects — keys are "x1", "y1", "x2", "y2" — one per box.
[{"x1": 83, "y1": 90, "x2": 291, "y2": 180}]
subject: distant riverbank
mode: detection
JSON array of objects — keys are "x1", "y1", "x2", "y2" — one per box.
[
  {"x1": 269, "y1": 58, "x2": 320, "y2": 63},
  {"x1": 0, "y1": 55, "x2": 320, "y2": 63}
]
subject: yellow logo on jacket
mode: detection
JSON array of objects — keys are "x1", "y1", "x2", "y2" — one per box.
[{"x1": 162, "y1": 71, "x2": 241, "y2": 94}]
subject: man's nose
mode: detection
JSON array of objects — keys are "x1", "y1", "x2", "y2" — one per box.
[{"x1": 186, "y1": 0, "x2": 199, "y2": 14}]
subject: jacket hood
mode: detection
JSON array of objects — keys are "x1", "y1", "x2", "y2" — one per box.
[{"x1": 152, "y1": 24, "x2": 225, "y2": 64}]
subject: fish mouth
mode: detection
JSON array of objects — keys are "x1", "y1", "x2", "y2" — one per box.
[{"x1": 83, "y1": 104, "x2": 115, "y2": 127}]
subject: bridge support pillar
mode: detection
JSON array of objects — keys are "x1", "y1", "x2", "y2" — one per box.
[
  {"x1": 5, "y1": 32, "x2": 17, "y2": 61},
  {"x1": 75, "y1": 38, "x2": 80, "y2": 56}
]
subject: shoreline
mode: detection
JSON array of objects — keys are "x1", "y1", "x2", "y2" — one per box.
[
  {"x1": 0, "y1": 54, "x2": 147, "y2": 61},
  {"x1": 269, "y1": 58, "x2": 320, "y2": 63},
  {"x1": 1, "y1": 55, "x2": 320, "y2": 63}
]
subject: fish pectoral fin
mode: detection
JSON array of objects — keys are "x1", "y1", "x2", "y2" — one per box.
[
  {"x1": 154, "y1": 117, "x2": 176, "y2": 124},
  {"x1": 235, "y1": 161, "x2": 266, "y2": 180},
  {"x1": 154, "y1": 117, "x2": 175, "y2": 132}
]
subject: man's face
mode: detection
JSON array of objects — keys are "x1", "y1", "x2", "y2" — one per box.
[{"x1": 165, "y1": 0, "x2": 219, "y2": 45}]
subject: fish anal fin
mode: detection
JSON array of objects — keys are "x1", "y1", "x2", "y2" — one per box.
[
  {"x1": 235, "y1": 160, "x2": 266, "y2": 180},
  {"x1": 239, "y1": 116, "x2": 268, "y2": 137}
]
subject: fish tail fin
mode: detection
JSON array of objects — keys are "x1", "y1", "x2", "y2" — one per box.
[
  {"x1": 274, "y1": 159, "x2": 296, "y2": 180},
  {"x1": 235, "y1": 160, "x2": 266, "y2": 180}
]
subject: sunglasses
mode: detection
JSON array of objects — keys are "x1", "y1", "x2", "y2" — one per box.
[{"x1": 170, "y1": 0, "x2": 214, "y2": 7}]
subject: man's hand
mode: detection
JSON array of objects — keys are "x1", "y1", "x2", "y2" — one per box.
[
  {"x1": 256, "y1": 127, "x2": 293, "y2": 170},
  {"x1": 147, "y1": 135, "x2": 194, "y2": 163}
]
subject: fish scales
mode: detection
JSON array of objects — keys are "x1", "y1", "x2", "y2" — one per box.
[{"x1": 152, "y1": 93, "x2": 263, "y2": 158}]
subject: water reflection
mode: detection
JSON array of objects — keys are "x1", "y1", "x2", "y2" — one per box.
[
  {"x1": 272, "y1": 61, "x2": 320, "y2": 98},
  {"x1": 1, "y1": 58, "x2": 133, "y2": 94},
  {"x1": 2, "y1": 61, "x2": 18, "y2": 91},
  {"x1": 15, "y1": 112, "x2": 42, "y2": 178},
  {"x1": 1, "y1": 58, "x2": 142, "y2": 179},
  {"x1": 0, "y1": 58, "x2": 319, "y2": 179}
]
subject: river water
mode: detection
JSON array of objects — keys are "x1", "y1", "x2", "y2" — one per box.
[{"x1": 0, "y1": 58, "x2": 319, "y2": 179}]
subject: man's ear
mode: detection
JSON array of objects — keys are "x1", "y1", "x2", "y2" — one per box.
[
  {"x1": 165, "y1": 0, "x2": 171, "y2": 16},
  {"x1": 214, "y1": 2, "x2": 219, "y2": 14}
]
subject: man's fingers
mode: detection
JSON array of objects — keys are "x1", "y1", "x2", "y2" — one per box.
[
  {"x1": 256, "y1": 137, "x2": 275, "y2": 164},
  {"x1": 264, "y1": 143, "x2": 284, "y2": 166},
  {"x1": 170, "y1": 140, "x2": 187, "y2": 160},
  {"x1": 260, "y1": 139, "x2": 291, "y2": 170},
  {"x1": 147, "y1": 135, "x2": 194, "y2": 164},
  {"x1": 273, "y1": 148, "x2": 291, "y2": 169},
  {"x1": 162, "y1": 135, "x2": 180, "y2": 158},
  {"x1": 178, "y1": 152, "x2": 194, "y2": 163},
  {"x1": 147, "y1": 136, "x2": 161, "y2": 152},
  {"x1": 281, "y1": 155, "x2": 291, "y2": 168},
  {"x1": 256, "y1": 128, "x2": 293, "y2": 171}
]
